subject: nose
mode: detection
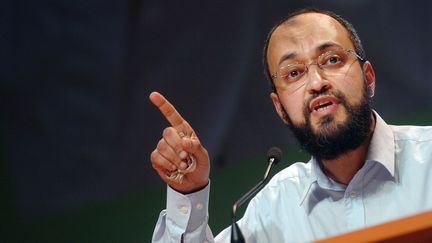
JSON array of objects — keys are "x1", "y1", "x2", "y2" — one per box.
[{"x1": 305, "y1": 64, "x2": 331, "y2": 94}]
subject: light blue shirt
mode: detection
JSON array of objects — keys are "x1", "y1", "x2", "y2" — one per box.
[{"x1": 152, "y1": 112, "x2": 432, "y2": 242}]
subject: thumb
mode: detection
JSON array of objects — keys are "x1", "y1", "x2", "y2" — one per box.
[{"x1": 181, "y1": 137, "x2": 208, "y2": 164}]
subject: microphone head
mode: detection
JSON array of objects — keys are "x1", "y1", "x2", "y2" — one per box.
[{"x1": 267, "y1": 147, "x2": 282, "y2": 165}]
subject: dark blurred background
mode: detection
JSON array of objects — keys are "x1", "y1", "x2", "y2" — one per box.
[{"x1": 1, "y1": 0, "x2": 432, "y2": 241}]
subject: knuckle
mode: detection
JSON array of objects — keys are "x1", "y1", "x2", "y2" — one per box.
[
  {"x1": 150, "y1": 150, "x2": 158, "y2": 161},
  {"x1": 162, "y1": 127, "x2": 173, "y2": 137},
  {"x1": 191, "y1": 138, "x2": 200, "y2": 149},
  {"x1": 150, "y1": 152, "x2": 165, "y2": 170},
  {"x1": 181, "y1": 138, "x2": 190, "y2": 149},
  {"x1": 157, "y1": 138, "x2": 167, "y2": 150},
  {"x1": 163, "y1": 108, "x2": 174, "y2": 118}
]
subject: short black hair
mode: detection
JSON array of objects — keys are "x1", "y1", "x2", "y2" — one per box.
[{"x1": 263, "y1": 8, "x2": 366, "y2": 92}]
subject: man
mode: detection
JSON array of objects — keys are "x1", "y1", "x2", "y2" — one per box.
[{"x1": 150, "y1": 8, "x2": 432, "y2": 242}]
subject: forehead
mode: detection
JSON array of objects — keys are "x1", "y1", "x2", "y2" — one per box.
[{"x1": 267, "y1": 13, "x2": 354, "y2": 68}]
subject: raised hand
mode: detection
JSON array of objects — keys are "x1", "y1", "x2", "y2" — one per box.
[{"x1": 149, "y1": 91, "x2": 210, "y2": 194}]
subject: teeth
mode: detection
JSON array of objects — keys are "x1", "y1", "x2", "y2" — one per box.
[
  {"x1": 317, "y1": 105, "x2": 330, "y2": 111},
  {"x1": 314, "y1": 101, "x2": 332, "y2": 111}
]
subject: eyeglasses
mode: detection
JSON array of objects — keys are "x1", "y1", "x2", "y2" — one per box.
[{"x1": 271, "y1": 48, "x2": 364, "y2": 93}]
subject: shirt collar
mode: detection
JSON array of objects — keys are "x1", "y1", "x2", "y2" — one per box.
[
  {"x1": 366, "y1": 111, "x2": 395, "y2": 177},
  {"x1": 299, "y1": 110, "x2": 395, "y2": 206},
  {"x1": 299, "y1": 164, "x2": 317, "y2": 206}
]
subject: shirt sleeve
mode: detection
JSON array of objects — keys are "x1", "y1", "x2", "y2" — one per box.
[{"x1": 152, "y1": 183, "x2": 215, "y2": 243}]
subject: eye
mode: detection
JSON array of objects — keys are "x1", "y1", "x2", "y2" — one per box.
[
  {"x1": 328, "y1": 56, "x2": 340, "y2": 64},
  {"x1": 323, "y1": 54, "x2": 342, "y2": 65},
  {"x1": 288, "y1": 69, "x2": 300, "y2": 78},
  {"x1": 280, "y1": 64, "x2": 305, "y2": 82},
  {"x1": 319, "y1": 50, "x2": 347, "y2": 68}
]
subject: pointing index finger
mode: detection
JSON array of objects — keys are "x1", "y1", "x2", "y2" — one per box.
[{"x1": 149, "y1": 91, "x2": 185, "y2": 128}]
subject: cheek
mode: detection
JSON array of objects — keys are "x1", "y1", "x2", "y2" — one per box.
[
  {"x1": 337, "y1": 67, "x2": 366, "y2": 102},
  {"x1": 338, "y1": 77, "x2": 365, "y2": 103},
  {"x1": 281, "y1": 95, "x2": 306, "y2": 123}
]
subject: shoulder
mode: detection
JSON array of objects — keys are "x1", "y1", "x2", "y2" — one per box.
[
  {"x1": 391, "y1": 125, "x2": 432, "y2": 142},
  {"x1": 390, "y1": 125, "x2": 432, "y2": 169}
]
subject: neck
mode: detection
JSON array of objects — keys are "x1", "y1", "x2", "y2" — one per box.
[{"x1": 320, "y1": 112, "x2": 376, "y2": 185}]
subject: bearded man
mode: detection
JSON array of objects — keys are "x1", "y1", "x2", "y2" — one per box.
[{"x1": 149, "y1": 8, "x2": 432, "y2": 242}]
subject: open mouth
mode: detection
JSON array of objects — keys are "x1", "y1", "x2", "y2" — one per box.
[
  {"x1": 309, "y1": 96, "x2": 340, "y2": 113},
  {"x1": 314, "y1": 101, "x2": 333, "y2": 111}
]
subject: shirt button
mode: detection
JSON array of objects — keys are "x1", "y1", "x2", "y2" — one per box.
[
  {"x1": 180, "y1": 206, "x2": 189, "y2": 214},
  {"x1": 349, "y1": 191, "x2": 358, "y2": 198},
  {"x1": 196, "y1": 203, "x2": 204, "y2": 210}
]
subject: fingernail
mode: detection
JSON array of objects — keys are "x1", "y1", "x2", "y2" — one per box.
[
  {"x1": 171, "y1": 165, "x2": 177, "y2": 171},
  {"x1": 180, "y1": 162, "x2": 187, "y2": 169},
  {"x1": 179, "y1": 151, "x2": 187, "y2": 159}
]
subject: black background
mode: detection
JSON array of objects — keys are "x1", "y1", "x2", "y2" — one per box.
[{"x1": 1, "y1": 0, "x2": 432, "y2": 240}]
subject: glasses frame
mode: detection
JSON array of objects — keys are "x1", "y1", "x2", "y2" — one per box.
[{"x1": 271, "y1": 48, "x2": 365, "y2": 91}]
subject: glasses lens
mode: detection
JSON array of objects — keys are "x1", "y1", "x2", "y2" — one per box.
[
  {"x1": 318, "y1": 49, "x2": 356, "y2": 75},
  {"x1": 276, "y1": 64, "x2": 306, "y2": 88}
]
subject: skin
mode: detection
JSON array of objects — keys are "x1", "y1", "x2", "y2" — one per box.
[
  {"x1": 268, "y1": 13, "x2": 376, "y2": 184},
  {"x1": 150, "y1": 12, "x2": 377, "y2": 193},
  {"x1": 149, "y1": 92, "x2": 209, "y2": 193}
]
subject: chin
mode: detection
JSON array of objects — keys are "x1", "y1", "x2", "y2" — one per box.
[{"x1": 312, "y1": 113, "x2": 347, "y2": 135}]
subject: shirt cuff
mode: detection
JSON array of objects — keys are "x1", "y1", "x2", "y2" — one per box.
[{"x1": 166, "y1": 182, "x2": 210, "y2": 232}]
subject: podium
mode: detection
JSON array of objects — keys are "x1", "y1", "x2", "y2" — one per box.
[{"x1": 316, "y1": 210, "x2": 432, "y2": 242}]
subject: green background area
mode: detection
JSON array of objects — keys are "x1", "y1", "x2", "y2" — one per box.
[{"x1": 2, "y1": 109, "x2": 431, "y2": 242}]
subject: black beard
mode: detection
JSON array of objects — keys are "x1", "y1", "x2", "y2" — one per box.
[{"x1": 282, "y1": 86, "x2": 372, "y2": 161}]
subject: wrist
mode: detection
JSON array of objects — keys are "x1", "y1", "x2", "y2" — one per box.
[{"x1": 170, "y1": 179, "x2": 209, "y2": 195}]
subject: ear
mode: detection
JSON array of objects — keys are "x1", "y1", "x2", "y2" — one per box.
[
  {"x1": 362, "y1": 61, "x2": 376, "y2": 97},
  {"x1": 270, "y1": 92, "x2": 289, "y2": 124}
]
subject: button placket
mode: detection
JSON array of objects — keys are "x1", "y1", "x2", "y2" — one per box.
[
  {"x1": 349, "y1": 190, "x2": 358, "y2": 198},
  {"x1": 196, "y1": 203, "x2": 204, "y2": 210}
]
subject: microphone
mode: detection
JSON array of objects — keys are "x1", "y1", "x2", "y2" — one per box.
[{"x1": 230, "y1": 147, "x2": 282, "y2": 243}]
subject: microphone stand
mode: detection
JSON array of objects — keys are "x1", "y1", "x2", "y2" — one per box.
[{"x1": 230, "y1": 155, "x2": 279, "y2": 243}]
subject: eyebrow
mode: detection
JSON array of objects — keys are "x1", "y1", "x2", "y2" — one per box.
[{"x1": 277, "y1": 42, "x2": 343, "y2": 66}]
